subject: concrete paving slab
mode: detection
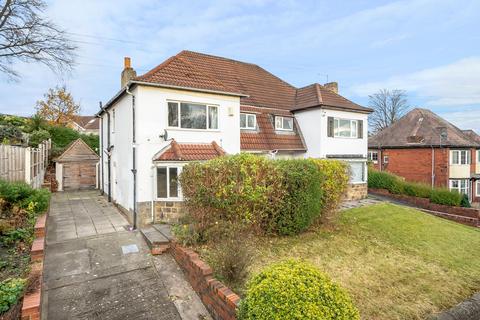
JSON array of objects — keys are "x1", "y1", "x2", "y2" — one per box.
[{"x1": 42, "y1": 191, "x2": 202, "y2": 320}]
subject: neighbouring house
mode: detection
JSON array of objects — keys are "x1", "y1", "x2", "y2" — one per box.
[
  {"x1": 55, "y1": 138, "x2": 99, "y2": 191},
  {"x1": 97, "y1": 52, "x2": 372, "y2": 227},
  {"x1": 369, "y1": 108, "x2": 480, "y2": 204},
  {"x1": 68, "y1": 115, "x2": 100, "y2": 135}
]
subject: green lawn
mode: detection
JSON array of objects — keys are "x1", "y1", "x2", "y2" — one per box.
[{"x1": 250, "y1": 203, "x2": 480, "y2": 320}]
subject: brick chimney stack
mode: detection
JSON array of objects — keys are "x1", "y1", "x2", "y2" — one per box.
[
  {"x1": 121, "y1": 57, "x2": 137, "y2": 88},
  {"x1": 324, "y1": 82, "x2": 338, "y2": 94}
]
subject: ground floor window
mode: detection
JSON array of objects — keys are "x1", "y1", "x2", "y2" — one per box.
[
  {"x1": 449, "y1": 179, "x2": 469, "y2": 196},
  {"x1": 476, "y1": 180, "x2": 480, "y2": 197},
  {"x1": 368, "y1": 151, "x2": 378, "y2": 163},
  {"x1": 349, "y1": 161, "x2": 366, "y2": 183},
  {"x1": 156, "y1": 166, "x2": 181, "y2": 199}
]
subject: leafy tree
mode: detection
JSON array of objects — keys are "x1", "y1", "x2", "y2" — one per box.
[
  {"x1": 369, "y1": 89, "x2": 409, "y2": 133},
  {"x1": 36, "y1": 86, "x2": 80, "y2": 124},
  {"x1": 0, "y1": 0, "x2": 76, "y2": 79},
  {"x1": 24, "y1": 113, "x2": 47, "y2": 133}
]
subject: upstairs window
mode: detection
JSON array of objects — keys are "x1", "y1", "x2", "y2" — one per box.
[
  {"x1": 168, "y1": 101, "x2": 218, "y2": 130},
  {"x1": 477, "y1": 150, "x2": 480, "y2": 163},
  {"x1": 275, "y1": 116, "x2": 293, "y2": 131},
  {"x1": 451, "y1": 150, "x2": 470, "y2": 165},
  {"x1": 240, "y1": 113, "x2": 256, "y2": 130},
  {"x1": 328, "y1": 117, "x2": 363, "y2": 138}
]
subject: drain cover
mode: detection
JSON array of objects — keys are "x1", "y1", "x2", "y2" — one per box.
[{"x1": 121, "y1": 244, "x2": 139, "y2": 254}]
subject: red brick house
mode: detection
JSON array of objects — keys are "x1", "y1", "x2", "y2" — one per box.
[{"x1": 368, "y1": 108, "x2": 480, "y2": 205}]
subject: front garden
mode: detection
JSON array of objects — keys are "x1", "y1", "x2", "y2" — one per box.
[
  {"x1": 0, "y1": 180, "x2": 50, "y2": 318},
  {"x1": 174, "y1": 154, "x2": 480, "y2": 320}
]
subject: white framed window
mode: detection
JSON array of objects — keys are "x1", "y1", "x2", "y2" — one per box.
[
  {"x1": 450, "y1": 150, "x2": 470, "y2": 165},
  {"x1": 383, "y1": 155, "x2": 389, "y2": 164},
  {"x1": 449, "y1": 179, "x2": 469, "y2": 196},
  {"x1": 275, "y1": 116, "x2": 293, "y2": 131},
  {"x1": 156, "y1": 166, "x2": 182, "y2": 200},
  {"x1": 476, "y1": 180, "x2": 480, "y2": 196},
  {"x1": 349, "y1": 162, "x2": 366, "y2": 183},
  {"x1": 240, "y1": 113, "x2": 256, "y2": 130},
  {"x1": 334, "y1": 118, "x2": 358, "y2": 138},
  {"x1": 168, "y1": 101, "x2": 218, "y2": 130},
  {"x1": 368, "y1": 151, "x2": 378, "y2": 163},
  {"x1": 477, "y1": 150, "x2": 480, "y2": 163}
]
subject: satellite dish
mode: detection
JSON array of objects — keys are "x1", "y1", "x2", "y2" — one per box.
[{"x1": 159, "y1": 129, "x2": 168, "y2": 141}]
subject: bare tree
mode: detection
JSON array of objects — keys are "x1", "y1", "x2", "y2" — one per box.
[
  {"x1": 36, "y1": 85, "x2": 80, "y2": 124},
  {"x1": 0, "y1": 0, "x2": 76, "y2": 79},
  {"x1": 369, "y1": 89, "x2": 409, "y2": 132}
]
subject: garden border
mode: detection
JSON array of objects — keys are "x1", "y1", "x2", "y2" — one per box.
[
  {"x1": 170, "y1": 241, "x2": 240, "y2": 320},
  {"x1": 21, "y1": 207, "x2": 48, "y2": 320},
  {"x1": 369, "y1": 188, "x2": 480, "y2": 227}
]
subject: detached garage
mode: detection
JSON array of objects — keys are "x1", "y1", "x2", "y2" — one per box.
[{"x1": 55, "y1": 139, "x2": 99, "y2": 191}]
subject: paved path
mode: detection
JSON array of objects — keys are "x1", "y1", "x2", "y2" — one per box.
[
  {"x1": 42, "y1": 190, "x2": 209, "y2": 320},
  {"x1": 339, "y1": 197, "x2": 382, "y2": 211}
]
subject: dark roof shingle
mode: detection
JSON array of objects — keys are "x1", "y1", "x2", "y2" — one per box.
[{"x1": 369, "y1": 108, "x2": 480, "y2": 148}]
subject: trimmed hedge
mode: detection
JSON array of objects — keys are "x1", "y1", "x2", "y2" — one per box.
[
  {"x1": 180, "y1": 154, "x2": 346, "y2": 238},
  {"x1": 311, "y1": 159, "x2": 350, "y2": 212},
  {"x1": 238, "y1": 260, "x2": 360, "y2": 320},
  {"x1": 368, "y1": 169, "x2": 464, "y2": 207},
  {"x1": 274, "y1": 159, "x2": 323, "y2": 235}
]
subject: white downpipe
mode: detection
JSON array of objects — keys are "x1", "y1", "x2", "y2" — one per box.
[{"x1": 151, "y1": 165, "x2": 155, "y2": 223}]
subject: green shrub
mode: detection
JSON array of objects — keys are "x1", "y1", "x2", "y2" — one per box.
[
  {"x1": 238, "y1": 260, "x2": 360, "y2": 320},
  {"x1": 274, "y1": 159, "x2": 323, "y2": 235},
  {"x1": 403, "y1": 182, "x2": 432, "y2": 199},
  {"x1": 180, "y1": 153, "x2": 284, "y2": 237},
  {"x1": 460, "y1": 194, "x2": 471, "y2": 208},
  {"x1": 28, "y1": 129, "x2": 51, "y2": 147},
  {"x1": 0, "y1": 180, "x2": 50, "y2": 215},
  {"x1": 46, "y1": 125, "x2": 98, "y2": 155},
  {"x1": 0, "y1": 125, "x2": 23, "y2": 144},
  {"x1": 311, "y1": 159, "x2": 349, "y2": 212},
  {"x1": 0, "y1": 278, "x2": 26, "y2": 314},
  {"x1": 429, "y1": 189, "x2": 462, "y2": 207},
  {"x1": 368, "y1": 170, "x2": 401, "y2": 192}
]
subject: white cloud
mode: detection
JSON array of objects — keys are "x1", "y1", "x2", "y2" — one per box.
[
  {"x1": 351, "y1": 57, "x2": 480, "y2": 106},
  {"x1": 440, "y1": 108, "x2": 480, "y2": 133}
]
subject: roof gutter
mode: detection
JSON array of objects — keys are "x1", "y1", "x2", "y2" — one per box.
[
  {"x1": 291, "y1": 104, "x2": 373, "y2": 114},
  {"x1": 96, "y1": 80, "x2": 249, "y2": 117}
]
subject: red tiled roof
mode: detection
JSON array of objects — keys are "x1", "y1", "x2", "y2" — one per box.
[
  {"x1": 240, "y1": 105, "x2": 306, "y2": 152},
  {"x1": 154, "y1": 140, "x2": 226, "y2": 161},
  {"x1": 294, "y1": 83, "x2": 372, "y2": 113},
  {"x1": 135, "y1": 55, "x2": 243, "y2": 95}
]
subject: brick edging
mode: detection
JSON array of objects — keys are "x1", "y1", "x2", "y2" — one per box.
[
  {"x1": 369, "y1": 188, "x2": 480, "y2": 227},
  {"x1": 170, "y1": 242, "x2": 240, "y2": 320},
  {"x1": 21, "y1": 208, "x2": 48, "y2": 320}
]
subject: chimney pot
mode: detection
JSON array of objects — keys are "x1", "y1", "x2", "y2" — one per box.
[
  {"x1": 324, "y1": 82, "x2": 338, "y2": 94},
  {"x1": 124, "y1": 57, "x2": 131, "y2": 68}
]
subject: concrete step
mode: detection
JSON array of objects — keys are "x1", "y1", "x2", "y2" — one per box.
[
  {"x1": 140, "y1": 227, "x2": 170, "y2": 255},
  {"x1": 152, "y1": 224, "x2": 174, "y2": 241}
]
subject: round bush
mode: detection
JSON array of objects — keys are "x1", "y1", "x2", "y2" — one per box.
[{"x1": 238, "y1": 260, "x2": 360, "y2": 320}]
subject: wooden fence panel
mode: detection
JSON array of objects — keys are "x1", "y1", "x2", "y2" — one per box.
[{"x1": 0, "y1": 140, "x2": 51, "y2": 189}]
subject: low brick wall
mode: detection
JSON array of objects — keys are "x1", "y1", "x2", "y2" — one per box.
[
  {"x1": 21, "y1": 212, "x2": 47, "y2": 320},
  {"x1": 370, "y1": 188, "x2": 480, "y2": 226},
  {"x1": 170, "y1": 242, "x2": 240, "y2": 320}
]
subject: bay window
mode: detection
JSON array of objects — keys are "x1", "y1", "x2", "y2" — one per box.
[
  {"x1": 240, "y1": 113, "x2": 256, "y2": 129},
  {"x1": 168, "y1": 101, "x2": 218, "y2": 130},
  {"x1": 157, "y1": 166, "x2": 181, "y2": 199},
  {"x1": 275, "y1": 116, "x2": 293, "y2": 131},
  {"x1": 450, "y1": 150, "x2": 470, "y2": 165}
]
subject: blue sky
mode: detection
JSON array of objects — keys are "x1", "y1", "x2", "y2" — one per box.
[{"x1": 1, "y1": 0, "x2": 479, "y2": 132}]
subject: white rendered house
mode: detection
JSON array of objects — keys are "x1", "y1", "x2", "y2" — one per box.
[{"x1": 97, "y1": 52, "x2": 372, "y2": 227}]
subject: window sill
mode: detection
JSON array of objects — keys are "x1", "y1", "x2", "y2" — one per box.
[
  {"x1": 167, "y1": 127, "x2": 221, "y2": 133},
  {"x1": 155, "y1": 198, "x2": 183, "y2": 202},
  {"x1": 350, "y1": 181, "x2": 367, "y2": 185},
  {"x1": 332, "y1": 136, "x2": 360, "y2": 139}
]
